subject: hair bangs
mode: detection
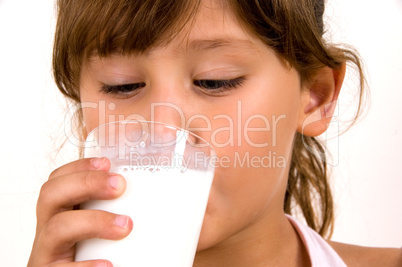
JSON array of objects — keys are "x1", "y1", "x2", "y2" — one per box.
[
  {"x1": 74, "y1": 0, "x2": 200, "y2": 58},
  {"x1": 54, "y1": 0, "x2": 200, "y2": 100}
]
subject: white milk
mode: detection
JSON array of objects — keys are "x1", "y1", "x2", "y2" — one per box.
[{"x1": 75, "y1": 166, "x2": 213, "y2": 267}]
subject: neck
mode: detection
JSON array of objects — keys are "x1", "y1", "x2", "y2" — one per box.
[{"x1": 193, "y1": 213, "x2": 311, "y2": 267}]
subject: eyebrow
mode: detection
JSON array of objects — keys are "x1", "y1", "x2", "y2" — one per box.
[{"x1": 186, "y1": 38, "x2": 258, "y2": 52}]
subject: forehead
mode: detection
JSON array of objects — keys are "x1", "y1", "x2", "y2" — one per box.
[
  {"x1": 188, "y1": 0, "x2": 245, "y2": 36},
  {"x1": 179, "y1": 0, "x2": 259, "y2": 49},
  {"x1": 85, "y1": 0, "x2": 264, "y2": 60},
  {"x1": 145, "y1": 1, "x2": 263, "y2": 58}
]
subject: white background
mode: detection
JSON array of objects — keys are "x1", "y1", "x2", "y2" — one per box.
[{"x1": 0, "y1": 0, "x2": 401, "y2": 266}]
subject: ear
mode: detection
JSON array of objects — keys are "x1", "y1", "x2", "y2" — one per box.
[{"x1": 297, "y1": 63, "x2": 346, "y2": 136}]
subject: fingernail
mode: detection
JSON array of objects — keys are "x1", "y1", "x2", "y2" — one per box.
[
  {"x1": 91, "y1": 157, "x2": 105, "y2": 169},
  {"x1": 114, "y1": 215, "x2": 129, "y2": 228},
  {"x1": 108, "y1": 174, "x2": 122, "y2": 190}
]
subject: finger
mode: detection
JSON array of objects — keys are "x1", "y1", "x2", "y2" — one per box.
[
  {"x1": 49, "y1": 157, "x2": 111, "y2": 180},
  {"x1": 52, "y1": 260, "x2": 113, "y2": 267},
  {"x1": 36, "y1": 171, "x2": 126, "y2": 230},
  {"x1": 37, "y1": 210, "x2": 132, "y2": 263}
]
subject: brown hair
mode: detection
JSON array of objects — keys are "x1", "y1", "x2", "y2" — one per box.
[{"x1": 53, "y1": 0, "x2": 366, "y2": 238}]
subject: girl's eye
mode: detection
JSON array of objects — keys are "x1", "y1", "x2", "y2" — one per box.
[
  {"x1": 100, "y1": 77, "x2": 244, "y2": 96},
  {"x1": 193, "y1": 77, "x2": 245, "y2": 93},
  {"x1": 101, "y1": 82, "x2": 146, "y2": 96}
]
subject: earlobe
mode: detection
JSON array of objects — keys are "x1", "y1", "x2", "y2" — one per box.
[{"x1": 297, "y1": 63, "x2": 346, "y2": 137}]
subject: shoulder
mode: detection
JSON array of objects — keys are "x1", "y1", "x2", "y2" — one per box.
[{"x1": 327, "y1": 240, "x2": 402, "y2": 267}]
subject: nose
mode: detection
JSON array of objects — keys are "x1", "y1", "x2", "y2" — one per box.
[
  {"x1": 125, "y1": 81, "x2": 212, "y2": 147},
  {"x1": 149, "y1": 101, "x2": 187, "y2": 129},
  {"x1": 135, "y1": 79, "x2": 188, "y2": 130}
]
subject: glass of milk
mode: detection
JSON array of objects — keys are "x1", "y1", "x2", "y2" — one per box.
[{"x1": 75, "y1": 120, "x2": 216, "y2": 267}]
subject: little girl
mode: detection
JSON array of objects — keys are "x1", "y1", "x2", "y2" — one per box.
[{"x1": 28, "y1": 0, "x2": 401, "y2": 266}]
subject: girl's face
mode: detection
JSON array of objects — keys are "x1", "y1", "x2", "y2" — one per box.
[{"x1": 80, "y1": 0, "x2": 307, "y2": 251}]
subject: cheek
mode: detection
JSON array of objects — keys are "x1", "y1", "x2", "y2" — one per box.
[
  {"x1": 207, "y1": 100, "x2": 299, "y2": 206},
  {"x1": 198, "y1": 72, "x2": 302, "y2": 247},
  {"x1": 80, "y1": 71, "x2": 101, "y2": 135},
  {"x1": 80, "y1": 97, "x2": 140, "y2": 137},
  {"x1": 206, "y1": 75, "x2": 301, "y2": 171},
  {"x1": 81, "y1": 106, "x2": 100, "y2": 135}
]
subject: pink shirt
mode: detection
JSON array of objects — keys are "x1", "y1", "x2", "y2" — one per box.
[{"x1": 287, "y1": 215, "x2": 347, "y2": 266}]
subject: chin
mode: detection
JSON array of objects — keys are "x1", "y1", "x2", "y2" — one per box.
[
  {"x1": 196, "y1": 231, "x2": 217, "y2": 252},
  {"x1": 195, "y1": 210, "x2": 225, "y2": 252}
]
